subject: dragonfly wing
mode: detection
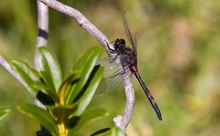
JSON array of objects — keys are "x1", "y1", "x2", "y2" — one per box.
[
  {"x1": 96, "y1": 66, "x2": 131, "y2": 94},
  {"x1": 122, "y1": 10, "x2": 137, "y2": 55},
  {"x1": 96, "y1": 56, "x2": 131, "y2": 94}
]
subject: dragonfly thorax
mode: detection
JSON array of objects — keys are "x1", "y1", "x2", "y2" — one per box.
[{"x1": 114, "y1": 39, "x2": 126, "y2": 51}]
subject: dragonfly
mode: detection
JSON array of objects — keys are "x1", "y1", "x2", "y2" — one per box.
[{"x1": 106, "y1": 11, "x2": 162, "y2": 121}]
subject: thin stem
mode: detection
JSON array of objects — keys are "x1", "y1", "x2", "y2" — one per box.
[
  {"x1": 58, "y1": 123, "x2": 68, "y2": 136},
  {"x1": 34, "y1": 1, "x2": 49, "y2": 70},
  {"x1": 113, "y1": 71, "x2": 135, "y2": 132},
  {"x1": 38, "y1": 0, "x2": 112, "y2": 52},
  {"x1": 34, "y1": 1, "x2": 49, "y2": 113}
]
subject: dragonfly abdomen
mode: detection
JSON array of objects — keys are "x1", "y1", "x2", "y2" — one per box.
[{"x1": 134, "y1": 73, "x2": 162, "y2": 120}]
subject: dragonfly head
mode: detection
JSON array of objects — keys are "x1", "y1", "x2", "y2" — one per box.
[{"x1": 114, "y1": 39, "x2": 126, "y2": 50}]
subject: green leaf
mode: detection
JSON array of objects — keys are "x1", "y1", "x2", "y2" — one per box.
[
  {"x1": 67, "y1": 116, "x2": 80, "y2": 128},
  {"x1": 58, "y1": 72, "x2": 80, "y2": 105},
  {"x1": 11, "y1": 60, "x2": 41, "y2": 96},
  {"x1": 33, "y1": 80, "x2": 59, "y2": 103},
  {"x1": 17, "y1": 104, "x2": 58, "y2": 135},
  {"x1": 73, "y1": 47, "x2": 101, "y2": 72},
  {"x1": 0, "y1": 107, "x2": 10, "y2": 120},
  {"x1": 36, "y1": 91, "x2": 55, "y2": 106},
  {"x1": 68, "y1": 108, "x2": 108, "y2": 136},
  {"x1": 90, "y1": 128, "x2": 111, "y2": 136},
  {"x1": 73, "y1": 65, "x2": 103, "y2": 115},
  {"x1": 110, "y1": 127, "x2": 125, "y2": 136},
  {"x1": 38, "y1": 71, "x2": 56, "y2": 96},
  {"x1": 37, "y1": 71, "x2": 60, "y2": 102},
  {"x1": 92, "y1": 127, "x2": 124, "y2": 136},
  {"x1": 52, "y1": 104, "x2": 78, "y2": 125},
  {"x1": 66, "y1": 47, "x2": 102, "y2": 103},
  {"x1": 38, "y1": 47, "x2": 63, "y2": 92}
]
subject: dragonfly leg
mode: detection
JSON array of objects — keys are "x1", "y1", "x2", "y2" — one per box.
[{"x1": 104, "y1": 39, "x2": 115, "y2": 53}]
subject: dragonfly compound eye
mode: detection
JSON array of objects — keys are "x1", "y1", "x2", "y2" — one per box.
[
  {"x1": 114, "y1": 39, "x2": 126, "y2": 50},
  {"x1": 114, "y1": 39, "x2": 120, "y2": 49},
  {"x1": 120, "y1": 39, "x2": 125, "y2": 45}
]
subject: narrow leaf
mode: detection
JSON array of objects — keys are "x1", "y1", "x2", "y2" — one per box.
[
  {"x1": 73, "y1": 65, "x2": 103, "y2": 115},
  {"x1": 94, "y1": 127, "x2": 124, "y2": 136},
  {"x1": 0, "y1": 107, "x2": 10, "y2": 120},
  {"x1": 18, "y1": 104, "x2": 58, "y2": 135},
  {"x1": 58, "y1": 72, "x2": 79, "y2": 105},
  {"x1": 33, "y1": 80, "x2": 59, "y2": 103},
  {"x1": 38, "y1": 71, "x2": 56, "y2": 96},
  {"x1": 11, "y1": 60, "x2": 41, "y2": 96},
  {"x1": 111, "y1": 127, "x2": 124, "y2": 136},
  {"x1": 68, "y1": 108, "x2": 108, "y2": 135},
  {"x1": 38, "y1": 47, "x2": 63, "y2": 92},
  {"x1": 36, "y1": 91, "x2": 55, "y2": 106},
  {"x1": 66, "y1": 47, "x2": 101, "y2": 103},
  {"x1": 90, "y1": 128, "x2": 111, "y2": 136},
  {"x1": 67, "y1": 116, "x2": 80, "y2": 128},
  {"x1": 72, "y1": 47, "x2": 101, "y2": 72}
]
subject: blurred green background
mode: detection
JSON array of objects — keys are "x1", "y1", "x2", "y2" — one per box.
[{"x1": 0, "y1": 0, "x2": 220, "y2": 135}]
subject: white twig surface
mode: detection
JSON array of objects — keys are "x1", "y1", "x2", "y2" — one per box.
[
  {"x1": 38, "y1": 0, "x2": 112, "y2": 51},
  {"x1": 34, "y1": 1, "x2": 49, "y2": 109},
  {"x1": 34, "y1": 1, "x2": 49, "y2": 70},
  {"x1": 36, "y1": 1, "x2": 48, "y2": 47},
  {"x1": 113, "y1": 71, "x2": 135, "y2": 132},
  {"x1": 38, "y1": 0, "x2": 135, "y2": 132}
]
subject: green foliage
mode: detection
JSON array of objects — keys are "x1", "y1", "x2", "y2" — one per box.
[
  {"x1": 66, "y1": 47, "x2": 102, "y2": 104},
  {"x1": 10, "y1": 46, "x2": 109, "y2": 136},
  {"x1": 68, "y1": 108, "x2": 109, "y2": 135},
  {"x1": 18, "y1": 104, "x2": 59, "y2": 135},
  {"x1": 2, "y1": 0, "x2": 220, "y2": 135},
  {"x1": 11, "y1": 60, "x2": 42, "y2": 96},
  {"x1": 38, "y1": 47, "x2": 63, "y2": 92},
  {"x1": 90, "y1": 127, "x2": 124, "y2": 136},
  {"x1": 0, "y1": 107, "x2": 10, "y2": 121}
]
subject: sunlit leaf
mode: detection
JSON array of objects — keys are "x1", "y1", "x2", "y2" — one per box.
[
  {"x1": 58, "y1": 72, "x2": 79, "y2": 105},
  {"x1": 38, "y1": 71, "x2": 56, "y2": 96},
  {"x1": 17, "y1": 104, "x2": 58, "y2": 135},
  {"x1": 111, "y1": 127, "x2": 124, "y2": 136},
  {"x1": 68, "y1": 108, "x2": 108, "y2": 136},
  {"x1": 73, "y1": 65, "x2": 103, "y2": 115},
  {"x1": 0, "y1": 107, "x2": 10, "y2": 120},
  {"x1": 66, "y1": 47, "x2": 102, "y2": 103},
  {"x1": 11, "y1": 60, "x2": 41, "y2": 96},
  {"x1": 38, "y1": 47, "x2": 63, "y2": 92}
]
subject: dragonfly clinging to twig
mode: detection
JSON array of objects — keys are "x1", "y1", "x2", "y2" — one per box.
[{"x1": 106, "y1": 11, "x2": 162, "y2": 120}]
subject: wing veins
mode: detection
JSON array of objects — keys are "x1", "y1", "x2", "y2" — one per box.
[{"x1": 121, "y1": 10, "x2": 137, "y2": 55}]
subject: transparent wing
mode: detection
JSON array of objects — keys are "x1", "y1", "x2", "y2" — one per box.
[
  {"x1": 122, "y1": 10, "x2": 137, "y2": 55},
  {"x1": 96, "y1": 71, "x2": 125, "y2": 94},
  {"x1": 96, "y1": 57, "x2": 131, "y2": 94}
]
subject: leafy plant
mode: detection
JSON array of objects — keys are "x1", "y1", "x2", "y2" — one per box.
[
  {"x1": 0, "y1": 107, "x2": 10, "y2": 121},
  {"x1": 10, "y1": 46, "x2": 111, "y2": 136}
]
